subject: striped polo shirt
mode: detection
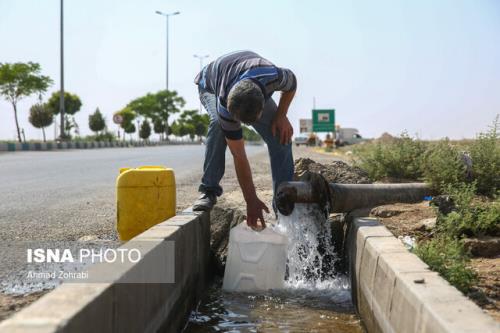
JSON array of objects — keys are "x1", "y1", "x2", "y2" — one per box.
[{"x1": 194, "y1": 50, "x2": 297, "y2": 140}]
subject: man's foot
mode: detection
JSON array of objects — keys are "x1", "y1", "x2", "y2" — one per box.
[{"x1": 193, "y1": 192, "x2": 217, "y2": 211}]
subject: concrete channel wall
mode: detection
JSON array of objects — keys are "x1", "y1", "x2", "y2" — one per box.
[
  {"x1": 346, "y1": 217, "x2": 499, "y2": 333},
  {"x1": 0, "y1": 210, "x2": 211, "y2": 333}
]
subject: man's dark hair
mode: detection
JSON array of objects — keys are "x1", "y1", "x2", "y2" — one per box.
[{"x1": 227, "y1": 79, "x2": 264, "y2": 124}]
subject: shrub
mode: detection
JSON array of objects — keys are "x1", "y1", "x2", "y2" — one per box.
[
  {"x1": 85, "y1": 131, "x2": 116, "y2": 142},
  {"x1": 423, "y1": 139, "x2": 467, "y2": 191},
  {"x1": 437, "y1": 183, "x2": 500, "y2": 237},
  {"x1": 354, "y1": 132, "x2": 427, "y2": 180},
  {"x1": 469, "y1": 117, "x2": 500, "y2": 196},
  {"x1": 414, "y1": 235, "x2": 477, "y2": 293}
]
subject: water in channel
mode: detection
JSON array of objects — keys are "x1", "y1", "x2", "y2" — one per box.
[{"x1": 184, "y1": 204, "x2": 365, "y2": 332}]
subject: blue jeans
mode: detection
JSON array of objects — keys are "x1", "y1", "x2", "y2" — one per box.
[{"x1": 198, "y1": 88, "x2": 294, "y2": 199}]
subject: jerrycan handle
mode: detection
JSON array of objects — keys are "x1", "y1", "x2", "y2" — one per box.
[
  {"x1": 137, "y1": 166, "x2": 165, "y2": 170},
  {"x1": 119, "y1": 167, "x2": 131, "y2": 174}
]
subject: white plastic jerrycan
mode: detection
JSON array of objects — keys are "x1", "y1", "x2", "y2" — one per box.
[{"x1": 223, "y1": 222, "x2": 288, "y2": 292}]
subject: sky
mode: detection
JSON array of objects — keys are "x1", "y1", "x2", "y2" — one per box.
[{"x1": 1, "y1": 0, "x2": 499, "y2": 141}]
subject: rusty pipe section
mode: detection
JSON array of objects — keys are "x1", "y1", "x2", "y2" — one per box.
[{"x1": 276, "y1": 181, "x2": 433, "y2": 216}]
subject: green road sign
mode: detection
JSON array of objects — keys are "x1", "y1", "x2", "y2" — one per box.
[{"x1": 312, "y1": 109, "x2": 335, "y2": 132}]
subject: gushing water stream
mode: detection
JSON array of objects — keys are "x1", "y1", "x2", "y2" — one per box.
[{"x1": 184, "y1": 204, "x2": 364, "y2": 332}]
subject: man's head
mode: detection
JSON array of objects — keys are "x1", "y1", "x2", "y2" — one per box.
[{"x1": 227, "y1": 79, "x2": 264, "y2": 124}]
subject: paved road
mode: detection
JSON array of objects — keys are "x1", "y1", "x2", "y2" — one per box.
[
  {"x1": 0, "y1": 144, "x2": 265, "y2": 242},
  {"x1": 0, "y1": 144, "x2": 265, "y2": 293}
]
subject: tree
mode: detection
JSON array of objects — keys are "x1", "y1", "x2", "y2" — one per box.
[
  {"x1": 46, "y1": 91, "x2": 82, "y2": 138},
  {"x1": 179, "y1": 123, "x2": 195, "y2": 140},
  {"x1": 89, "y1": 108, "x2": 106, "y2": 134},
  {"x1": 124, "y1": 122, "x2": 136, "y2": 140},
  {"x1": 29, "y1": 103, "x2": 53, "y2": 142},
  {"x1": 115, "y1": 107, "x2": 136, "y2": 130},
  {"x1": 0, "y1": 62, "x2": 53, "y2": 142},
  {"x1": 128, "y1": 90, "x2": 185, "y2": 139},
  {"x1": 46, "y1": 91, "x2": 82, "y2": 115},
  {"x1": 170, "y1": 121, "x2": 180, "y2": 136},
  {"x1": 173, "y1": 109, "x2": 209, "y2": 141},
  {"x1": 155, "y1": 90, "x2": 185, "y2": 137},
  {"x1": 139, "y1": 120, "x2": 152, "y2": 141},
  {"x1": 153, "y1": 118, "x2": 166, "y2": 140},
  {"x1": 193, "y1": 114, "x2": 210, "y2": 138}
]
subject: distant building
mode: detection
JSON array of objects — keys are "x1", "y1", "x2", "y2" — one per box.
[{"x1": 299, "y1": 119, "x2": 312, "y2": 133}]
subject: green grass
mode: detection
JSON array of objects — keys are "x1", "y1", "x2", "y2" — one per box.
[
  {"x1": 414, "y1": 235, "x2": 477, "y2": 293},
  {"x1": 415, "y1": 183, "x2": 499, "y2": 292}
]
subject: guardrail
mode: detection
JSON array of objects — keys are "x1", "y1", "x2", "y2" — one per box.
[{"x1": 0, "y1": 141, "x2": 201, "y2": 152}]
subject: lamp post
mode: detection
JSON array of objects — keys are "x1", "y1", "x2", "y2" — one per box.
[
  {"x1": 155, "y1": 10, "x2": 180, "y2": 139},
  {"x1": 193, "y1": 54, "x2": 209, "y2": 114},
  {"x1": 59, "y1": 0, "x2": 65, "y2": 140},
  {"x1": 155, "y1": 10, "x2": 180, "y2": 91}
]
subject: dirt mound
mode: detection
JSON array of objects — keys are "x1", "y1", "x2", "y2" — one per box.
[
  {"x1": 376, "y1": 132, "x2": 395, "y2": 143},
  {"x1": 294, "y1": 158, "x2": 371, "y2": 184}
]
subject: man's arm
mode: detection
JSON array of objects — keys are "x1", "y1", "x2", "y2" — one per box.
[
  {"x1": 271, "y1": 89, "x2": 296, "y2": 144},
  {"x1": 226, "y1": 138, "x2": 269, "y2": 228}
]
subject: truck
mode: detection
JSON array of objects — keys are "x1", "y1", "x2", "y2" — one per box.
[{"x1": 335, "y1": 128, "x2": 365, "y2": 146}]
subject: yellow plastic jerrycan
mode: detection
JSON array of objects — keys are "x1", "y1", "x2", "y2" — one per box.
[{"x1": 116, "y1": 166, "x2": 176, "y2": 241}]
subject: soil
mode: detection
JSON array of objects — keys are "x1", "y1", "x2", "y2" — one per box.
[
  {"x1": 369, "y1": 202, "x2": 437, "y2": 238},
  {"x1": 464, "y1": 237, "x2": 500, "y2": 258},
  {"x1": 0, "y1": 291, "x2": 48, "y2": 322},
  {"x1": 294, "y1": 157, "x2": 371, "y2": 184},
  {"x1": 469, "y1": 258, "x2": 500, "y2": 322}
]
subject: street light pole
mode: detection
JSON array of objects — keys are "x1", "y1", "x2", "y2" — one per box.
[
  {"x1": 166, "y1": 15, "x2": 169, "y2": 90},
  {"x1": 193, "y1": 54, "x2": 209, "y2": 114},
  {"x1": 155, "y1": 10, "x2": 180, "y2": 139},
  {"x1": 59, "y1": 0, "x2": 65, "y2": 140}
]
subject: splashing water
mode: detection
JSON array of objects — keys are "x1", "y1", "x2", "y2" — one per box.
[
  {"x1": 277, "y1": 203, "x2": 350, "y2": 297},
  {"x1": 184, "y1": 203, "x2": 360, "y2": 332}
]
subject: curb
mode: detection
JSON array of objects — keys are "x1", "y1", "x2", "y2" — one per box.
[
  {"x1": 346, "y1": 216, "x2": 499, "y2": 333},
  {"x1": 0, "y1": 210, "x2": 211, "y2": 333}
]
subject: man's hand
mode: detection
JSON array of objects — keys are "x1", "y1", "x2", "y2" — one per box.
[
  {"x1": 246, "y1": 197, "x2": 270, "y2": 229},
  {"x1": 272, "y1": 89, "x2": 296, "y2": 144},
  {"x1": 271, "y1": 114, "x2": 294, "y2": 145}
]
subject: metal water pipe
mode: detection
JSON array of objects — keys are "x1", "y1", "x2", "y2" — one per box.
[{"x1": 276, "y1": 181, "x2": 432, "y2": 216}]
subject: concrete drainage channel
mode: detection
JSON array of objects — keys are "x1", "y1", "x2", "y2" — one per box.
[{"x1": 1, "y1": 208, "x2": 498, "y2": 332}]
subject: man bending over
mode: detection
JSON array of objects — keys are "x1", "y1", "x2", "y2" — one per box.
[{"x1": 193, "y1": 50, "x2": 296, "y2": 228}]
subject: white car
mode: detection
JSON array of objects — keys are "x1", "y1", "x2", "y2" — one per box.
[{"x1": 294, "y1": 135, "x2": 309, "y2": 146}]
